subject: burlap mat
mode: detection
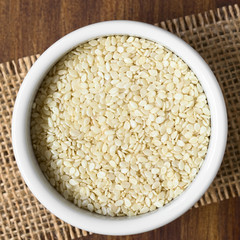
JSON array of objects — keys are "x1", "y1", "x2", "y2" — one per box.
[{"x1": 0, "y1": 4, "x2": 240, "y2": 239}]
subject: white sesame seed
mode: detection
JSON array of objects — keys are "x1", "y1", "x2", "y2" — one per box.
[
  {"x1": 97, "y1": 171, "x2": 106, "y2": 179},
  {"x1": 32, "y1": 35, "x2": 210, "y2": 217},
  {"x1": 69, "y1": 179, "x2": 78, "y2": 186},
  {"x1": 124, "y1": 198, "x2": 131, "y2": 207}
]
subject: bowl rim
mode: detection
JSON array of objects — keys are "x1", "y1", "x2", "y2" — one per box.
[{"x1": 12, "y1": 20, "x2": 228, "y2": 235}]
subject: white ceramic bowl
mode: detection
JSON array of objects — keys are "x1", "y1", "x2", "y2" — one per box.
[{"x1": 12, "y1": 20, "x2": 227, "y2": 235}]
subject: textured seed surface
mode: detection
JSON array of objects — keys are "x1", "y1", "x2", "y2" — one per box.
[{"x1": 31, "y1": 35, "x2": 211, "y2": 217}]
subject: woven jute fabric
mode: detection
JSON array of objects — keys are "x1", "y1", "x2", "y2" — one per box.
[{"x1": 0, "y1": 4, "x2": 240, "y2": 239}]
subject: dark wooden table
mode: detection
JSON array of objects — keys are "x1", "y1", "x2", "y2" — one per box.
[{"x1": 1, "y1": 0, "x2": 240, "y2": 239}]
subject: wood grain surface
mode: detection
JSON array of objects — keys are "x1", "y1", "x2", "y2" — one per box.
[{"x1": 1, "y1": 0, "x2": 240, "y2": 239}]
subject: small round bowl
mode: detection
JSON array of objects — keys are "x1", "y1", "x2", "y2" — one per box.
[{"x1": 12, "y1": 20, "x2": 227, "y2": 235}]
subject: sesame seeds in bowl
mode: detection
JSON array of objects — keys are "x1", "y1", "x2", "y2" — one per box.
[{"x1": 31, "y1": 35, "x2": 211, "y2": 217}]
